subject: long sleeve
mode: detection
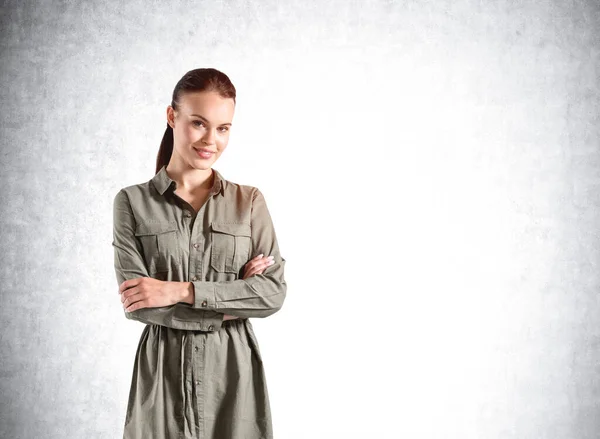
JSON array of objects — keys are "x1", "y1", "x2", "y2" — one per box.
[
  {"x1": 112, "y1": 189, "x2": 223, "y2": 331},
  {"x1": 191, "y1": 188, "x2": 287, "y2": 318}
]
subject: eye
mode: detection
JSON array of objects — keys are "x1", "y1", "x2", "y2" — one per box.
[
  {"x1": 218, "y1": 126, "x2": 229, "y2": 133},
  {"x1": 192, "y1": 120, "x2": 205, "y2": 127}
]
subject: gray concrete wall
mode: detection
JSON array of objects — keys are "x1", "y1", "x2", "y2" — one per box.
[{"x1": 1, "y1": 1, "x2": 598, "y2": 438}]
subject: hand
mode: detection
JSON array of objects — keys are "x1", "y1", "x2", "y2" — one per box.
[
  {"x1": 222, "y1": 254, "x2": 275, "y2": 321},
  {"x1": 241, "y1": 253, "x2": 275, "y2": 280},
  {"x1": 119, "y1": 277, "x2": 180, "y2": 312}
]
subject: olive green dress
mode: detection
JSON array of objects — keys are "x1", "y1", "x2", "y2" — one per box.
[{"x1": 112, "y1": 165, "x2": 287, "y2": 439}]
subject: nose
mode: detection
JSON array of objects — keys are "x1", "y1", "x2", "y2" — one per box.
[{"x1": 201, "y1": 128, "x2": 216, "y2": 145}]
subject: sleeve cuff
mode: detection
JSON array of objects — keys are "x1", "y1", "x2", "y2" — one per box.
[
  {"x1": 191, "y1": 281, "x2": 217, "y2": 310},
  {"x1": 203, "y1": 311, "x2": 224, "y2": 332}
]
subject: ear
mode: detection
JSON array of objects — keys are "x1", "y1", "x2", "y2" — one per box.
[{"x1": 166, "y1": 106, "x2": 176, "y2": 129}]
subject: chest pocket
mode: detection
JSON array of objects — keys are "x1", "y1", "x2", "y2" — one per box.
[
  {"x1": 210, "y1": 222, "x2": 252, "y2": 274},
  {"x1": 134, "y1": 220, "x2": 180, "y2": 274}
]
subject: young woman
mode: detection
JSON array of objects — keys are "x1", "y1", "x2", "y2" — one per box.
[{"x1": 112, "y1": 67, "x2": 287, "y2": 439}]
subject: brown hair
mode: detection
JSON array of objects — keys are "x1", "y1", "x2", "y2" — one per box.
[{"x1": 156, "y1": 68, "x2": 236, "y2": 174}]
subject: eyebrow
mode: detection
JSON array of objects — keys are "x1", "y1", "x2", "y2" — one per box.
[{"x1": 190, "y1": 114, "x2": 232, "y2": 126}]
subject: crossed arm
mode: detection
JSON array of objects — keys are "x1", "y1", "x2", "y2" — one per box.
[{"x1": 113, "y1": 188, "x2": 287, "y2": 331}]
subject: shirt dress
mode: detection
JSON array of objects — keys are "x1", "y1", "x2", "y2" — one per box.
[{"x1": 112, "y1": 164, "x2": 287, "y2": 439}]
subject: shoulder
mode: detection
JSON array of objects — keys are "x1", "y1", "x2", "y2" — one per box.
[
  {"x1": 113, "y1": 178, "x2": 154, "y2": 207},
  {"x1": 222, "y1": 177, "x2": 262, "y2": 201},
  {"x1": 223, "y1": 180, "x2": 275, "y2": 222}
]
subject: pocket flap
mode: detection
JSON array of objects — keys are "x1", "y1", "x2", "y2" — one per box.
[
  {"x1": 211, "y1": 222, "x2": 251, "y2": 237},
  {"x1": 134, "y1": 220, "x2": 178, "y2": 236}
]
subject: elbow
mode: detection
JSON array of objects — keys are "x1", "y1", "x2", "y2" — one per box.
[
  {"x1": 258, "y1": 282, "x2": 287, "y2": 318},
  {"x1": 235, "y1": 276, "x2": 287, "y2": 318},
  {"x1": 124, "y1": 309, "x2": 143, "y2": 323},
  {"x1": 251, "y1": 304, "x2": 283, "y2": 319},
  {"x1": 273, "y1": 282, "x2": 287, "y2": 311}
]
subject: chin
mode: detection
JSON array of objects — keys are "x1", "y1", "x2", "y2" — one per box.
[{"x1": 190, "y1": 158, "x2": 215, "y2": 169}]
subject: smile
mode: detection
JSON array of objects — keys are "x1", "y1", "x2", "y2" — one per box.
[{"x1": 194, "y1": 148, "x2": 215, "y2": 159}]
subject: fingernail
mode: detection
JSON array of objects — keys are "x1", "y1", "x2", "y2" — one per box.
[
  {"x1": 258, "y1": 253, "x2": 263, "y2": 258},
  {"x1": 268, "y1": 255, "x2": 274, "y2": 260}
]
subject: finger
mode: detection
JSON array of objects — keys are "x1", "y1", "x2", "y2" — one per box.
[
  {"x1": 125, "y1": 300, "x2": 144, "y2": 312},
  {"x1": 249, "y1": 256, "x2": 273, "y2": 270},
  {"x1": 121, "y1": 285, "x2": 140, "y2": 303},
  {"x1": 129, "y1": 296, "x2": 153, "y2": 312},
  {"x1": 243, "y1": 267, "x2": 259, "y2": 278},
  {"x1": 119, "y1": 278, "x2": 133, "y2": 294},
  {"x1": 123, "y1": 290, "x2": 145, "y2": 308},
  {"x1": 119, "y1": 277, "x2": 142, "y2": 294},
  {"x1": 245, "y1": 264, "x2": 268, "y2": 278},
  {"x1": 247, "y1": 257, "x2": 274, "y2": 273},
  {"x1": 242, "y1": 255, "x2": 275, "y2": 279},
  {"x1": 244, "y1": 261, "x2": 261, "y2": 274},
  {"x1": 248, "y1": 261, "x2": 266, "y2": 272},
  {"x1": 243, "y1": 266, "x2": 263, "y2": 279}
]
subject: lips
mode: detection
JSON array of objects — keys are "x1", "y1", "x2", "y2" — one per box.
[{"x1": 194, "y1": 147, "x2": 215, "y2": 159}]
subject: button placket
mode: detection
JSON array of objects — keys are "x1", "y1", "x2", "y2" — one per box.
[
  {"x1": 190, "y1": 204, "x2": 208, "y2": 299},
  {"x1": 190, "y1": 241, "x2": 202, "y2": 288},
  {"x1": 193, "y1": 338, "x2": 203, "y2": 386}
]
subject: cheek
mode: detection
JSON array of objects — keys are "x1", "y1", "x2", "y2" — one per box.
[
  {"x1": 216, "y1": 144, "x2": 227, "y2": 156},
  {"x1": 175, "y1": 129, "x2": 198, "y2": 153},
  {"x1": 183, "y1": 126, "x2": 199, "y2": 142},
  {"x1": 176, "y1": 124, "x2": 197, "y2": 142},
  {"x1": 217, "y1": 135, "x2": 229, "y2": 148}
]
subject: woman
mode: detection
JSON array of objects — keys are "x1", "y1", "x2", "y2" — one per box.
[{"x1": 112, "y1": 67, "x2": 287, "y2": 439}]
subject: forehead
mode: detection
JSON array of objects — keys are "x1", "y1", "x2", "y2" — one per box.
[{"x1": 178, "y1": 91, "x2": 235, "y2": 122}]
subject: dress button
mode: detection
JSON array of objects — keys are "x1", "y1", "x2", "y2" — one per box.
[
  {"x1": 185, "y1": 212, "x2": 191, "y2": 218},
  {"x1": 192, "y1": 276, "x2": 198, "y2": 281},
  {"x1": 194, "y1": 346, "x2": 199, "y2": 352},
  {"x1": 208, "y1": 325, "x2": 214, "y2": 331},
  {"x1": 201, "y1": 300, "x2": 207, "y2": 307},
  {"x1": 193, "y1": 243, "x2": 199, "y2": 249},
  {"x1": 196, "y1": 380, "x2": 201, "y2": 385}
]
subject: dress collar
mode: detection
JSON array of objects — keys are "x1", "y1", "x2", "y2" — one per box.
[{"x1": 151, "y1": 165, "x2": 226, "y2": 197}]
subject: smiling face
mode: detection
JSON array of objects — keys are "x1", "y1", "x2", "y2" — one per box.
[{"x1": 167, "y1": 90, "x2": 235, "y2": 170}]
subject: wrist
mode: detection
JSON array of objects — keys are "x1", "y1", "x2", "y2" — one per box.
[{"x1": 181, "y1": 281, "x2": 194, "y2": 305}]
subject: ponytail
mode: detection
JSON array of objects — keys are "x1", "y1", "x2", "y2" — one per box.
[{"x1": 155, "y1": 123, "x2": 174, "y2": 174}]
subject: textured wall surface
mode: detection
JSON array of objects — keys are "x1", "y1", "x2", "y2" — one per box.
[{"x1": 1, "y1": 0, "x2": 598, "y2": 438}]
